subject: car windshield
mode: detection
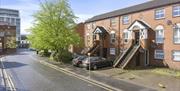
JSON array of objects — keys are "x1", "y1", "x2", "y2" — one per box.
[{"x1": 78, "y1": 56, "x2": 86, "y2": 60}]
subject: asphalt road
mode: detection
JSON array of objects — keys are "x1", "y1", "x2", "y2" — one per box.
[
  {"x1": 1, "y1": 49, "x2": 155, "y2": 91},
  {"x1": 2, "y1": 49, "x2": 107, "y2": 91}
]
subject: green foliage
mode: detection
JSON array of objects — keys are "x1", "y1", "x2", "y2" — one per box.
[
  {"x1": 50, "y1": 50, "x2": 73, "y2": 63},
  {"x1": 28, "y1": 0, "x2": 81, "y2": 61},
  {"x1": 6, "y1": 37, "x2": 16, "y2": 48}
]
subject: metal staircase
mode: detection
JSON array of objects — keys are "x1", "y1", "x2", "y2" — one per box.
[
  {"x1": 113, "y1": 45, "x2": 134, "y2": 67},
  {"x1": 120, "y1": 44, "x2": 140, "y2": 69},
  {"x1": 85, "y1": 44, "x2": 100, "y2": 55},
  {"x1": 113, "y1": 44, "x2": 140, "y2": 68}
]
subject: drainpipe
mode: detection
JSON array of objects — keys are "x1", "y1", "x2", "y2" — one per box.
[{"x1": 100, "y1": 33, "x2": 103, "y2": 58}]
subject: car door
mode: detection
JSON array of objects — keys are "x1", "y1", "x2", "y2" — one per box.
[{"x1": 98, "y1": 58, "x2": 106, "y2": 67}]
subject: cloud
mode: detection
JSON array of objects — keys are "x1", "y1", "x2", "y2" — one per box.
[
  {"x1": 75, "y1": 14, "x2": 94, "y2": 23},
  {"x1": 1, "y1": 0, "x2": 40, "y2": 34}
]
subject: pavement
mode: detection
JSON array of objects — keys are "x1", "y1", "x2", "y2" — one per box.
[
  {"x1": 93, "y1": 68, "x2": 180, "y2": 91},
  {"x1": 33, "y1": 50, "x2": 180, "y2": 91},
  {"x1": 32, "y1": 50, "x2": 156, "y2": 91},
  {"x1": 1, "y1": 49, "x2": 111, "y2": 91},
  {"x1": 2, "y1": 48, "x2": 179, "y2": 91}
]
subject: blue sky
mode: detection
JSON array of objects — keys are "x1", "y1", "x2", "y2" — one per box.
[{"x1": 0, "y1": 0, "x2": 149, "y2": 34}]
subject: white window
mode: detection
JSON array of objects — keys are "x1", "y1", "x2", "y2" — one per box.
[
  {"x1": 110, "y1": 31, "x2": 116, "y2": 44},
  {"x1": 155, "y1": 25, "x2": 164, "y2": 43},
  {"x1": 92, "y1": 22, "x2": 96, "y2": 29},
  {"x1": 172, "y1": 51, "x2": 180, "y2": 61},
  {"x1": 123, "y1": 30, "x2": 129, "y2": 43},
  {"x1": 155, "y1": 9, "x2": 165, "y2": 19},
  {"x1": 110, "y1": 48, "x2": 116, "y2": 55},
  {"x1": 87, "y1": 24, "x2": 91, "y2": 30},
  {"x1": 173, "y1": 6, "x2": 180, "y2": 17},
  {"x1": 110, "y1": 18, "x2": 116, "y2": 26},
  {"x1": 174, "y1": 26, "x2": 180, "y2": 44},
  {"x1": 154, "y1": 50, "x2": 164, "y2": 59},
  {"x1": 122, "y1": 16, "x2": 129, "y2": 24}
]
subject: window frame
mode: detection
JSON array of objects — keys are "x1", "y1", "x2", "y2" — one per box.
[
  {"x1": 172, "y1": 50, "x2": 180, "y2": 61},
  {"x1": 110, "y1": 32, "x2": 116, "y2": 44},
  {"x1": 87, "y1": 24, "x2": 91, "y2": 30},
  {"x1": 123, "y1": 31, "x2": 129, "y2": 43},
  {"x1": 110, "y1": 48, "x2": 116, "y2": 55},
  {"x1": 155, "y1": 8, "x2": 165, "y2": 19},
  {"x1": 173, "y1": 5, "x2": 180, "y2": 17},
  {"x1": 155, "y1": 29, "x2": 164, "y2": 44},
  {"x1": 122, "y1": 15, "x2": 129, "y2": 24},
  {"x1": 110, "y1": 18, "x2": 116, "y2": 27},
  {"x1": 154, "y1": 50, "x2": 164, "y2": 60},
  {"x1": 92, "y1": 22, "x2": 96, "y2": 29},
  {"x1": 173, "y1": 26, "x2": 180, "y2": 44}
]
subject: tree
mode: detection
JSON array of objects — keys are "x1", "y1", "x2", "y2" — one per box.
[{"x1": 28, "y1": 0, "x2": 81, "y2": 62}]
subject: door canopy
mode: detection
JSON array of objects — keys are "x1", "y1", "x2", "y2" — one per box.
[
  {"x1": 127, "y1": 20, "x2": 151, "y2": 39},
  {"x1": 128, "y1": 20, "x2": 151, "y2": 31},
  {"x1": 93, "y1": 26, "x2": 108, "y2": 34}
]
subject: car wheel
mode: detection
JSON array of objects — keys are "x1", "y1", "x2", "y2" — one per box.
[{"x1": 93, "y1": 65, "x2": 98, "y2": 70}]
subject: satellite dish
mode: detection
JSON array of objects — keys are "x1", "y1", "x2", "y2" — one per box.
[{"x1": 166, "y1": 20, "x2": 172, "y2": 25}]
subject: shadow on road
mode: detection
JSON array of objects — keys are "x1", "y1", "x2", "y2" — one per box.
[{"x1": 2, "y1": 61, "x2": 27, "y2": 69}]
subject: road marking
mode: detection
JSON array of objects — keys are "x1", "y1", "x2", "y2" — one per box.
[
  {"x1": 0, "y1": 57, "x2": 16, "y2": 91},
  {"x1": 40, "y1": 60, "x2": 122, "y2": 91},
  {"x1": 29, "y1": 55, "x2": 122, "y2": 91}
]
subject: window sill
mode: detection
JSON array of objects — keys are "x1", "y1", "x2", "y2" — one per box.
[
  {"x1": 173, "y1": 60, "x2": 180, "y2": 62},
  {"x1": 173, "y1": 42, "x2": 180, "y2": 45},
  {"x1": 173, "y1": 15, "x2": 180, "y2": 18},
  {"x1": 155, "y1": 17, "x2": 165, "y2": 20},
  {"x1": 154, "y1": 58, "x2": 164, "y2": 60}
]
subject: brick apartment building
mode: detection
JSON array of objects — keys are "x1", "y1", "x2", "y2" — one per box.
[
  {"x1": 84, "y1": 0, "x2": 180, "y2": 70},
  {"x1": 0, "y1": 22, "x2": 16, "y2": 54},
  {"x1": 69, "y1": 23, "x2": 85, "y2": 54}
]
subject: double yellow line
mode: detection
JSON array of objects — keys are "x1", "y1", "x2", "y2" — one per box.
[
  {"x1": 38, "y1": 60, "x2": 122, "y2": 91},
  {"x1": 0, "y1": 57, "x2": 16, "y2": 91}
]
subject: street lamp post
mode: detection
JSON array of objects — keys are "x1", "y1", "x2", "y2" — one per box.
[{"x1": 87, "y1": 52, "x2": 91, "y2": 79}]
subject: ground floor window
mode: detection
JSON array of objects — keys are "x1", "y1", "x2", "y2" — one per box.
[
  {"x1": 154, "y1": 50, "x2": 164, "y2": 59},
  {"x1": 172, "y1": 51, "x2": 180, "y2": 61},
  {"x1": 110, "y1": 48, "x2": 116, "y2": 55}
]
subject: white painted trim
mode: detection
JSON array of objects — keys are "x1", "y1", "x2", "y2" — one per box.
[
  {"x1": 94, "y1": 27, "x2": 102, "y2": 34},
  {"x1": 128, "y1": 21, "x2": 146, "y2": 30}
]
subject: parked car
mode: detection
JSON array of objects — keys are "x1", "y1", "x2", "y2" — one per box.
[
  {"x1": 82, "y1": 57, "x2": 113, "y2": 70},
  {"x1": 72, "y1": 55, "x2": 87, "y2": 67},
  {"x1": 28, "y1": 48, "x2": 36, "y2": 51}
]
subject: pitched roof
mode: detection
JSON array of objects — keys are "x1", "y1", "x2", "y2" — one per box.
[
  {"x1": 85, "y1": 0, "x2": 180, "y2": 23},
  {"x1": 93, "y1": 26, "x2": 108, "y2": 34}
]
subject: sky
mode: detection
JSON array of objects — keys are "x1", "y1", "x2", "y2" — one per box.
[{"x1": 0, "y1": 0, "x2": 149, "y2": 34}]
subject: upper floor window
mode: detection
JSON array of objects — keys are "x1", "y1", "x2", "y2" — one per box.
[
  {"x1": 154, "y1": 50, "x2": 164, "y2": 60},
  {"x1": 122, "y1": 15, "x2": 129, "y2": 24},
  {"x1": 110, "y1": 18, "x2": 116, "y2": 27},
  {"x1": 155, "y1": 9, "x2": 165, "y2": 19},
  {"x1": 172, "y1": 51, "x2": 180, "y2": 61},
  {"x1": 87, "y1": 24, "x2": 91, "y2": 30},
  {"x1": 173, "y1": 6, "x2": 180, "y2": 17},
  {"x1": 174, "y1": 24, "x2": 180, "y2": 44},
  {"x1": 123, "y1": 29, "x2": 129, "y2": 43},
  {"x1": 93, "y1": 34, "x2": 96, "y2": 40},
  {"x1": 92, "y1": 22, "x2": 96, "y2": 29},
  {"x1": 155, "y1": 25, "x2": 164, "y2": 44},
  {"x1": 110, "y1": 31, "x2": 116, "y2": 44}
]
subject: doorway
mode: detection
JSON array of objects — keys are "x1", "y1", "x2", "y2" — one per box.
[
  {"x1": 135, "y1": 52, "x2": 140, "y2": 66},
  {"x1": 134, "y1": 31, "x2": 140, "y2": 45}
]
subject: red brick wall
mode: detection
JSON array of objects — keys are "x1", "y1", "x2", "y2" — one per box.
[{"x1": 84, "y1": 4, "x2": 180, "y2": 69}]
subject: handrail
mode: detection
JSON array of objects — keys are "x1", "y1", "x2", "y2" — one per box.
[
  {"x1": 121, "y1": 44, "x2": 141, "y2": 69},
  {"x1": 113, "y1": 40, "x2": 133, "y2": 67}
]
